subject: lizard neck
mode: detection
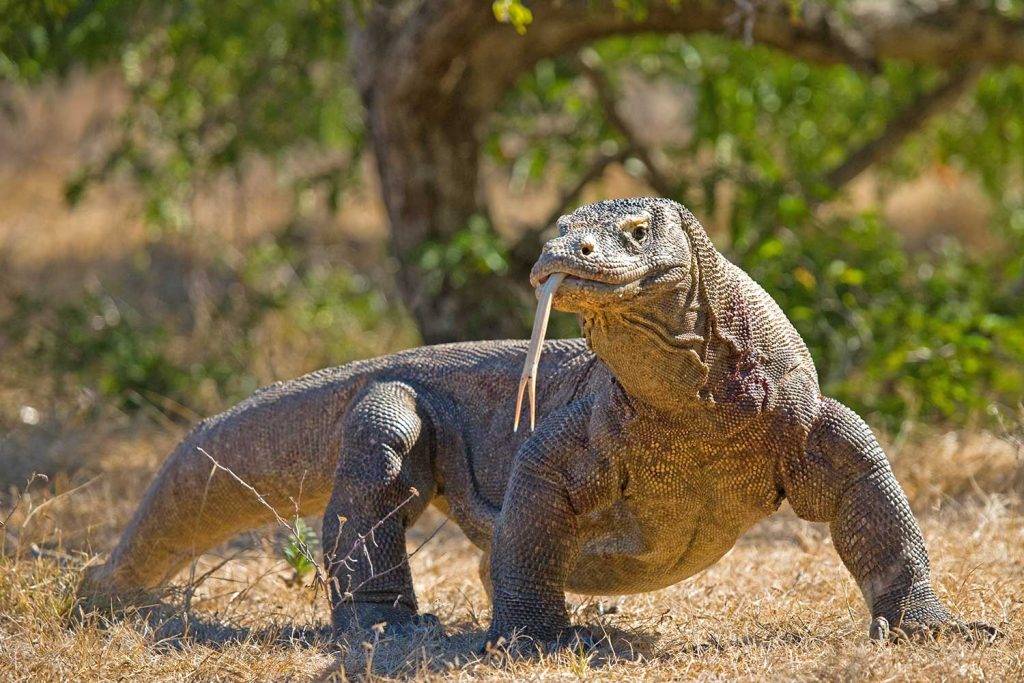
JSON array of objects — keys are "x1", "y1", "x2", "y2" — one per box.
[{"x1": 582, "y1": 282, "x2": 722, "y2": 414}]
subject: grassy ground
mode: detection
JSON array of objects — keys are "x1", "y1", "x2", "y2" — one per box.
[
  {"x1": 1, "y1": 74, "x2": 1022, "y2": 681},
  {"x1": 1, "y1": 415, "x2": 1022, "y2": 681}
]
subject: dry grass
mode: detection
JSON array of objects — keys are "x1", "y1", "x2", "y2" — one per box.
[
  {"x1": 2, "y1": 72, "x2": 1023, "y2": 681},
  {"x1": 1, "y1": 414, "x2": 1022, "y2": 681}
]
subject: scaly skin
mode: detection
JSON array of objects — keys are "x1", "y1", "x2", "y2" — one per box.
[{"x1": 81, "y1": 198, "x2": 994, "y2": 647}]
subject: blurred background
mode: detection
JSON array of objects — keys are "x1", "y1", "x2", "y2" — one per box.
[
  {"x1": 2, "y1": 3, "x2": 1024, "y2": 677},
  {"x1": 1, "y1": 0, "x2": 1023, "y2": 573}
]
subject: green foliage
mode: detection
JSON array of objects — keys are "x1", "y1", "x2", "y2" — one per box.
[
  {"x1": 747, "y1": 214, "x2": 1024, "y2": 427},
  {"x1": 282, "y1": 517, "x2": 320, "y2": 581},
  {"x1": 415, "y1": 215, "x2": 510, "y2": 289},
  {"x1": 901, "y1": 66, "x2": 1024, "y2": 237},
  {"x1": 5, "y1": 6, "x2": 1024, "y2": 427},
  {"x1": 413, "y1": 216, "x2": 534, "y2": 338},
  {"x1": 7, "y1": 289, "x2": 233, "y2": 413},
  {"x1": 239, "y1": 228, "x2": 418, "y2": 364},
  {"x1": 489, "y1": 33, "x2": 1024, "y2": 425},
  {"x1": 0, "y1": 0, "x2": 135, "y2": 80},
  {"x1": 491, "y1": 35, "x2": 948, "y2": 252},
  {"x1": 492, "y1": 0, "x2": 533, "y2": 34},
  {"x1": 3, "y1": 232, "x2": 416, "y2": 417},
  {"x1": 2, "y1": 1, "x2": 363, "y2": 232}
]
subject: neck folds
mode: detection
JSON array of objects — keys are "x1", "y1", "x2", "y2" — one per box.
[{"x1": 583, "y1": 286, "x2": 712, "y2": 413}]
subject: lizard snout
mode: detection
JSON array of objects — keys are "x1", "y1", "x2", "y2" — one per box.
[{"x1": 529, "y1": 233, "x2": 600, "y2": 288}]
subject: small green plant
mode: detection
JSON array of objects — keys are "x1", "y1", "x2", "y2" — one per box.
[
  {"x1": 282, "y1": 517, "x2": 320, "y2": 585},
  {"x1": 565, "y1": 640, "x2": 595, "y2": 678}
]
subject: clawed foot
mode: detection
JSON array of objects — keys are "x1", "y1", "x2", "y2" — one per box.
[
  {"x1": 333, "y1": 604, "x2": 444, "y2": 641},
  {"x1": 480, "y1": 625, "x2": 609, "y2": 657},
  {"x1": 869, "y1": 615, "x2": 1001, "y2": 644},
  {"x1": 384, "y1": 612, "x2": 443, "y2": 638}
]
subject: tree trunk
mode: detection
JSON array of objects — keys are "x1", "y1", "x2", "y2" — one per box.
[
  {"x1": 352, "y1": 0, "x2": 1024, "y2": 343},
  {"x1": 350, "y1": 3, "x2": 527, "y2": 343},
  {"x1": 360, "y1": 70, "x2": 492, "y2": 344}
]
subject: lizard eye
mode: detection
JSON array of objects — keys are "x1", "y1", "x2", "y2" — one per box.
[{"x1": 628, "y1": 222, "x2": 648, "y2": 243}]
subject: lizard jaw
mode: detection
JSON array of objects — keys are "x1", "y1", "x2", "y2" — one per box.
[
  {"x1": 513, "y1": 268, "x2": 646, "y2": 433},
  {"x1": 542, "y1": 273, "x2": 643, "y2": 308},
  {"x1": 513, "y1": 264, "x2": 680, "y2": 433}
]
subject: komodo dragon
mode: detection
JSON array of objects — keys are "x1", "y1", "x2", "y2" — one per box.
[{"x1": 82, "y1": 198, "x2": 994, "y2": 647}]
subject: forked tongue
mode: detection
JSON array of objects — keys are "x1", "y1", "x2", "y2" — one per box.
[{"x1": 513, "y1": 272, "x2": 566, "y2": 432}]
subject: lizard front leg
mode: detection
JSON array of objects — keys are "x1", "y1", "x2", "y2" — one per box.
[
  {"x1": 322, "y1": 381, "x2": 437, "y2": 636},
  {"x1": 487, "y1": 400, "x2": 616, "y2": 648},
  {"x1": 782, "y1": 398, "x2": 995, "y2": 640}
]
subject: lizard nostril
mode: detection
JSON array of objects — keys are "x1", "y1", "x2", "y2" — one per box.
[{"x1": 579, "y1": 237, "x2": 596, "y2": 256}]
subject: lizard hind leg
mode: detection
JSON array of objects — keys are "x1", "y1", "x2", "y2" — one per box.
[{"x1": 323, "y1": 381, "x2": 438, "y2": 637}]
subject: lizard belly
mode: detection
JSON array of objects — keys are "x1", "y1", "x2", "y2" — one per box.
[{"x1": 567, "y1": 459, "x2": 780, "y2": 595}]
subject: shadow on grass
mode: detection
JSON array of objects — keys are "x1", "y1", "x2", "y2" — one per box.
[
  {"x1": 668, "y1": 628, "x2": 815, "y2": 658},
  {"x1": 84, "y1": 602, "x2": 659, "y2": 678},
  {"x1": 313, "y1": 621, "x2": 658, "y2": 679}
]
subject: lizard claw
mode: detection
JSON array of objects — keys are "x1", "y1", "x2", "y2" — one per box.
[
  {"x1": 868, "y1": 616, "x2": 890, "y2": 641},
  {"x1": 869, "y1": 615, "x2": 1001, "y2": 644},
  {"x1": 382, "y1": 612, "x2": 444, "y2": 638},
  {"x1": 480, "y1": 625, "x2": 608, "y2": 657}
]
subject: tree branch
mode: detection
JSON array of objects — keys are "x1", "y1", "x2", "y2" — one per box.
[
  {"x1": 510, "y1": 148, "x2": 630, "y2": 277},
  {"x1": 542, "y1": 149, "x2": 631, "y2": 231},
  {"x1": 511, "y1": 37, "x2": 986, "y2": 275},
  {"x1": 509, "y1": 51, "x2": 683, "y2": 276},
  {"x1": 823, "y1": 63, "x2": 984, "y2": 191},
  {"x1": 575, "y1": 52, "x2": 678, "y2": 199},
  {"x1": 354, "y1": 0, "x2": 1024, "y2": 341}
]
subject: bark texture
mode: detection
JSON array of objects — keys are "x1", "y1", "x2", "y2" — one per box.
[{"x1": 351, "y1": 0, "x2": 1024, "y2": 342}]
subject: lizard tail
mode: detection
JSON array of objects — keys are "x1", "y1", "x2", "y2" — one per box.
[{"x1": 79, "y1": 383, "x2": 344, "y2": 603}]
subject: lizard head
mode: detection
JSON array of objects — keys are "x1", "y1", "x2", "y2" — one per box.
[
  {"x1": 529, "y1": 197, "x2": 696, "y2": 314},
  {"x1": 513, "y1": 198, "x2": 714, "y2": 431}
]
